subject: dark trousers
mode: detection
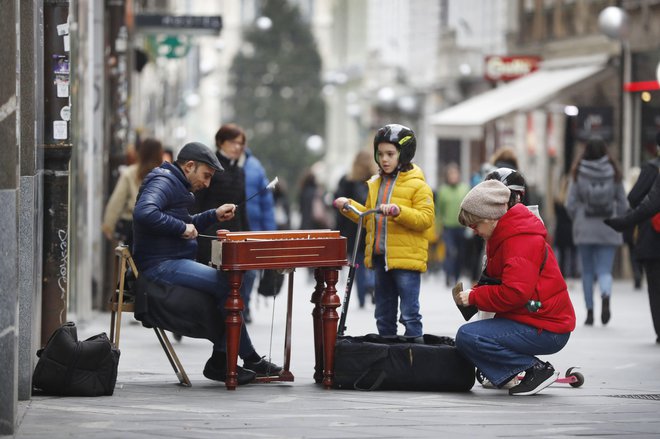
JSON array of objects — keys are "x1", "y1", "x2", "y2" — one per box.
[{"x1": 643, "y1": 259, "x2": 660, "y2": 339}]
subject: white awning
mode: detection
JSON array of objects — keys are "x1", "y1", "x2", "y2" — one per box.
[{"x1": 431, "y1": 61, "x2": 609, "y2": 139}]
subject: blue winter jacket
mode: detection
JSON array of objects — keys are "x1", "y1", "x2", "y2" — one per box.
[
  {"x1": 244, "y1": 149, "x2": 277, "y2": 231},
  {"x1": 132, "y1": 161, "x2": 217, "y2": 271}
]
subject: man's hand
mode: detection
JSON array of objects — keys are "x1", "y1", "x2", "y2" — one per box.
[
  {"x1": 181, "y1": 224, "x2": 198, "y2": 239},
  {"x1": 379, "y1": 204, "x2": 400, "y2": 217},
  {"x1": 216, "y1": 203, "x2": 236, "y2": 222}
]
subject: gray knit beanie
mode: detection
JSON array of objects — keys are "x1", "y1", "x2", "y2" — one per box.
[{"x1": 460, "y1": 180, "x2": 511, "y2": 221}]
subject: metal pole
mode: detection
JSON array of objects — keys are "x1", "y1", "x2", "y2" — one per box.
[
  {"x1": 41, "y1": 0, "x2": 71, "y2": 346},
  {"x1": 621, "y1": 41, "x2": 632, "y2": 181}
]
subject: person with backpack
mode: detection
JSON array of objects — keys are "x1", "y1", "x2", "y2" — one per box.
[{"x1": 566, "y1": 137, "x2": 628, "y2": 326}]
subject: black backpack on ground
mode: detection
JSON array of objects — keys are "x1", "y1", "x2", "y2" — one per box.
[
  {"x1": 333, "y1": 334, "x2": 475, "y2": 392},
  {"x1": 32, "y1": 322, "x2": 120, "y2": 396}
]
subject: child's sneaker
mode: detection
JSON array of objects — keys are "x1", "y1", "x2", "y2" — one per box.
[{"x1": 508, "y1": 362, "x2": 558, "y2": 396}]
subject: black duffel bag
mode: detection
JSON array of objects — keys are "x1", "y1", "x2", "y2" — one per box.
[
  {"x1": 32, "y1": 322, "x2": 120, "y2": 396},
  {"x1": 333, "y1": 334, "x2": 475, "y2": 392}
]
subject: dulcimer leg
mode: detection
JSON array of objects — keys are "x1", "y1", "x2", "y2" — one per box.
[
  {"x1": 321, "y1": 268, "x2": 341, "y2": 389},
  {"x1": 224, "y1": 270, "x2": 245, "y2": 390},
  {"x1": 311, "y1": 268, "x2": 326, "y2": 383}
]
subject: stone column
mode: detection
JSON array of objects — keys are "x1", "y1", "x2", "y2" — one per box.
[
  {"x1": 0, "y1": 0, "x2": 19, "y2": 434},
  {"x1": 18, "y1": 0, "x2": 44, "y2": 401}
]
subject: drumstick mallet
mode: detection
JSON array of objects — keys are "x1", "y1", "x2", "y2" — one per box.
[
  {"x1": 197, "y1": 177, "x2": 279, "y2": 239},
  {"x1": 237, "y1": 176, "x2": 279, "y2": 207}
]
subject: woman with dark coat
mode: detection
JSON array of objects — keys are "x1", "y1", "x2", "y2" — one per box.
[{"x1": 193, "y1": 124, "x2": 250, "y2": 265}]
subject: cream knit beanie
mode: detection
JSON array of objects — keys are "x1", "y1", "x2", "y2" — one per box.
[{"x1": 460, "y1": 180, "x2": 511, "y2": 221}]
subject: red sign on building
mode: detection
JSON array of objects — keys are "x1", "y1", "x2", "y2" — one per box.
[{"x1": 484, "y1": 56, "x2": 541, "y2": 82}]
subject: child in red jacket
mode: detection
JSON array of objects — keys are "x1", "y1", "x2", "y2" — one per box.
[{"x1": 453, "y1": 180, "x2": 576, "y2": 396}]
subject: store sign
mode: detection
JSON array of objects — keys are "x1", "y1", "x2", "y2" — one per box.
[
  {"x1": 136, "y1": 14, "x2": 222, "y2": 35},
  {"x1": 484, "y1": 56, "x2": 541, "y2": 82},
  {"x1": 576, "y1": 106, "x2": 613, "y2": 142}
]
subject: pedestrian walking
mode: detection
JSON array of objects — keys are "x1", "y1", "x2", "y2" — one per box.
[
  {"x1": 566, "y1": 137, "x2": 628, "y2": 326},
  {"x1": 553, "y1": 175, "x2": 579, "y2": 278},
  {"x1": 604, "y1": 132, "x2": 660, "y2": 343},
  {"x1": 334, "y1": 150, "x2": 378, "y2": 308},
  {"x1": 241, "y1": 142, "x2": 278, "y2": 321},
  {"x1": 102, "y1": 138, "x2": 163, "y2": 249},
  {"x1": 436, "y1": 162, "x2": 470, "y2": 287},
  {"x1": 192, "y1": 123, "x2": 255, "y2": 321}
]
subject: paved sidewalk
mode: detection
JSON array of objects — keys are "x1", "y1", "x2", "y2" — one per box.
[{"x1": 11, "y1": 274, "x2": 660, "y2": 438}]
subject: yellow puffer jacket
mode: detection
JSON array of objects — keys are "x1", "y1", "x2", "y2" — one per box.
[{"x1": 340, "y1": 164, "x2": 435, "y2": 272}]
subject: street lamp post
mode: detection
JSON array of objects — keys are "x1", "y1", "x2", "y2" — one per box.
[{"x1": 599, "y1": 6, "x2": 632, "y2": 179}]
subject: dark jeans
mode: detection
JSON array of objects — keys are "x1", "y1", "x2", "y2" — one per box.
[
  {"x1": 354, "y1": 248, "x2": 375, "y2": 307},
  {"x1": 240, "y1": 270, "x2": 258, "y2": 311},
  {"x1": 443, "y1": 226, "x2": 466, "y2": 286},
  {"x1": 141, "y1": 258, "x2": 257, "y2": 358},
  {"x1": 643, "y1": 259, "x2": 660, "y2": 339}
]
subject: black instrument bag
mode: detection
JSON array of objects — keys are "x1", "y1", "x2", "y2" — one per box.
[
  {"x1": 333, "y1": 334, "x2": 475, "y2": 392},
  {"x1": 32, "y1": 322, "x2": 120, "y2": 396}
]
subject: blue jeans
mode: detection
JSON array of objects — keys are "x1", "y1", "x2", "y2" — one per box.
[
  {"x1": 372, "y1": 255, "x2": 422, "y2": 337},
  {"x1": 577, "y1": 244, "x2": 617, "y2": 310},
  {"x1": 455, "y1": 318, "x2": 570, "y2": 387},
  {"x1": 141, "y1": 258, "x2": 257, "y2": 358}
]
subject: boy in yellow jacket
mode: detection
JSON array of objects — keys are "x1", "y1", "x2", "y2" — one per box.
[{"x1": 334, "y1": 124, "x2": 435, "y2": 339}]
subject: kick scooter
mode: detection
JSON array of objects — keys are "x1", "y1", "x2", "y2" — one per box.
[{"x1": 337, "y1": 203, "x2": 380, "y2": 336}]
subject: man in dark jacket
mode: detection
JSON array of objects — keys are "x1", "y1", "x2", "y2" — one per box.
[
  {"x1": 605, "y1": 135, "x2": 660, "y2": 343},
  {"x1": 133, "y1": 142, "x2": 282, "y2": 384}
]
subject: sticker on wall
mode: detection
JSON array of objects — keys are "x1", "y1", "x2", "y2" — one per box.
[
  {"x1": 53, "y1": 56, "x2": 69, "y2": 75},
  {"x1": 60, "y1": 106, "x2": 70, "y2": 121},
  {"x1": 64, "y1": 35, "x2": 70, "y2": 52},
  {"x1": 56, "y1": 23, "x2": 69, "y2": 36},
  {"x1": 55, "y1": 76, "x2": 69, "y2": 98},
  {"x1": 53, "y1": 120, "x2": 67, "y2": 140}
]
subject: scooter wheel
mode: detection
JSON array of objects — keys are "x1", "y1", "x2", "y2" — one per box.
[
  {"x1": 567, "y1": 371, "x2": 585, "y2": 388},
  {"x1": 475, "y1": 368, "x2": 485, "y2": 384}
]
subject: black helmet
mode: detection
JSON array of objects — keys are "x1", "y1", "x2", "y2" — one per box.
[
  {"x1": 484, "y1": 167, "x2": 526, "y2": 208},
  {"x1": 373, "y1": 124, "x2": 417, "y2": 167}
]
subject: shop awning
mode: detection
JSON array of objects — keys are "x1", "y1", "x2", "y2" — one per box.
[{"x1": 431, "y1": 61, "x2": 609, "y2": 139}]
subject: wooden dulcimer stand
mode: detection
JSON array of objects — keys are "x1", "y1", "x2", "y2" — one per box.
[{"x1": 212, "y1": 229, "x2": 348, "y2": 390}]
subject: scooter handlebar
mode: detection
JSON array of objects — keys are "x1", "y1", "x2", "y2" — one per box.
[{"x1": 342, "y1": 203, "x2": 379, "y2": 218}]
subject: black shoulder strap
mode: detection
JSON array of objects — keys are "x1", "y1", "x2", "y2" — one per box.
[{"x1": 539, "y1": 244, "x2": 548, "y2": 274}]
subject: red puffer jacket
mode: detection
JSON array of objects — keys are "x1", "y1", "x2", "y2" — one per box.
[{"x1": 468, "y1": 204, "x2": 576, "y2": 334}]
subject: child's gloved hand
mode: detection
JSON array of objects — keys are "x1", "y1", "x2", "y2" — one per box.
[
  {"x1": 333, "y1": 197, "x2": 349, "y2": 210},
  {"x1": 379, "y1": 204, "x2": 400, "y2": 217}
]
